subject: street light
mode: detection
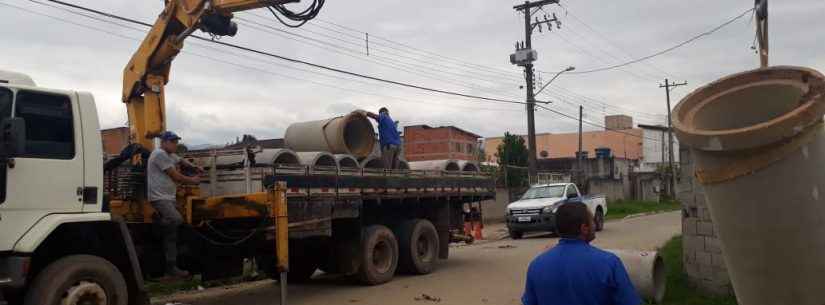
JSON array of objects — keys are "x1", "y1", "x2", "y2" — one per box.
[{"x1": 534, "y1": 66, "x2": 574, "y2": 96}]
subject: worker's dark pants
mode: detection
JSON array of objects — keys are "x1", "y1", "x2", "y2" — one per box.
[
  {"x1": 382, "y1": 144, "x2": 400, "y2": 169},
  {"x1": 150, "y1": 200, "x2": 183, "y2": 267}
]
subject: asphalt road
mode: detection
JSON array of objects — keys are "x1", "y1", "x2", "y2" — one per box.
[{"x1": 157, "y1": 211, "x2": 681, "y2": 305}]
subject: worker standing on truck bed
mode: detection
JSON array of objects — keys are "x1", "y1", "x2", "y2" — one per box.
[
  {"x1": 364, "y1": 107, "x2": 401, "y2": 169},
  {"x1": 521, "y1": 203, "x2": 641, "y2": 305},
  {"x1": 147, "y1": 131, "x2": 201, "y2": 278}
]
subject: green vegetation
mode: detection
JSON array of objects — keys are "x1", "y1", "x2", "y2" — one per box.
[
  {"x1": 657, "y1": 236, "x2": 737, "y2": 305},
  {"x1": 606, "y1": 200, "x2": 681, "y2": 220},
  {"x1": 496, "y1": 132, "x2": 529, "y2": 188}
]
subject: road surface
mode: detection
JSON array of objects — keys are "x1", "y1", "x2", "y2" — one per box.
[{"x1": 156, "y1": 211, "x2": 681, "y2": 305}]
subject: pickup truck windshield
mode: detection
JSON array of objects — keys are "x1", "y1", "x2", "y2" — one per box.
[{"x1": 521, "y1": 185, "x2": 565, "y2": 200}]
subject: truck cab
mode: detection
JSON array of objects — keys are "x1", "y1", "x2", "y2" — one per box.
[{"x1": 505, "y1": 183, "x2": 607, "y2": 239}]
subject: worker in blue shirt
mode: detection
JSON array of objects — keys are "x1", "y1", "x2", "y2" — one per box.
[
  {"x1": 522, "y1": 203, "x2": 641, "y2": 305},
  {"x1": 364, "y1": 107, "x2": 401, "y2": 169}
]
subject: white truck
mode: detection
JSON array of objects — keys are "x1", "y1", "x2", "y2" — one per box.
[{"x1": 505, "y1": 183, "x2": 607, "y2": 239}]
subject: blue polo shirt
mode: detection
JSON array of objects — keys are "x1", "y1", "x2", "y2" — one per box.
[
  {"x1": 377, "y1": 112, "x2": 401, "y2": 146},
  {"x1": 522, "y1": 239, "x2": 641, "y2": 305}
]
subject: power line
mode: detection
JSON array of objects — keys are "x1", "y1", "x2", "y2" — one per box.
[{"x1": 551, "y1": 7, "x2": 755, "y2": 75}]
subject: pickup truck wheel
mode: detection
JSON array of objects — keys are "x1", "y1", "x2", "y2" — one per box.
[
  {"x1": 595, "y1": 209, "x2": 605, "y2": 232},
  {"x1": 397, "y1": 219, "x2": 439, "y2": 274},
  {"x1": 358, "y1": 225, "x2": 398, "y2": 285},
  {"x1": 24, "y1": 255, "x2": 128, "y2": 305},
  {"x1": 509, "y1": 230, "x2": 523, "y2": 240}
]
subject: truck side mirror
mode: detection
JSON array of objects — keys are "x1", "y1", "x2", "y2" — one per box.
[{"x1": 0, "y1": 117, "x2": 26, "y2": 158}]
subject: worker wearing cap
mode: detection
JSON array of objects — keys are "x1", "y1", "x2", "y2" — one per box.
[
  {"x1": 147, "y1": 131, "x2": 201, "y2": 278},
  {"x1": 364, "y1": 107, "x2": 401, "y2": 169},
  {"x1": 522, "y1": 203, "x2": 641, "y2": 305}
]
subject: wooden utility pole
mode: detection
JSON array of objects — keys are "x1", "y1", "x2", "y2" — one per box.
[
  {"x1": 578, "y1": 105, "x2": 583, "y2": 179},
  {"x1": 512, "y1": 0, "x2": 560, "y2": 183},
  {"x1": 659, "y1": 79, "x2": 687, "y2": 198},
  {"x1": 755, "y1": 0, "x2": 769, "y2": 67}
]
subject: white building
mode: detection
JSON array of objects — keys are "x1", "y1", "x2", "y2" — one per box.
[{"x1": 636, "y1": 124, "x2": 679, "y2": 172}]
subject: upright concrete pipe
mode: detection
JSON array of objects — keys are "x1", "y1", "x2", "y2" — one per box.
[
  {"x1": 334, "y1": 154, "x2": 360, "y2": 169},
  {"x1": 284, "y1": 111, "x2": 376, "y2": 158},
  {"x1": 408, "y1": 160, "x2": 460, "y2": 171},
  {"x1": 672, "y1": 66, "x2": 825, "y2": 305},
  {"x1": 607, "y1": 249, "x2": 666, "y2": 304}
]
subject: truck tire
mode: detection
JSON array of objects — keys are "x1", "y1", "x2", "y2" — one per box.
[
  {"x1": 24, "y1": 255, "x2": 128, "y2": 305},
  {"x1": 595, "y1": 209, "x2": 605, "y2": 232},
  {"x1": 509, "y1": 230, "x2": 523, "y2": 240},
  {"x1": 397, "y1": 219, "x2": 439, "y2": 274},
  {"x1": 358, "y1": 225, "x2": 398, "y2": 285}
]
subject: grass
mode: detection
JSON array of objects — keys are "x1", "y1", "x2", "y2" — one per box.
[
  {"x1": 606, "y1": 199, "x2": 681, "y2": 220},
  {"x1": 658, "y1": 236, "x2": 737, "y2": 305}
]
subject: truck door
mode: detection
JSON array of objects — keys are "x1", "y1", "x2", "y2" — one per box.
[{"x1": 0, "y1": 88, "x2": 84, "y2": 251}]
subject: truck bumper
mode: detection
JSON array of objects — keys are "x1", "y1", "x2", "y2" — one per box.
[
  {"x1": 506, "y1": 213, "x2": 556, "y2": 233},
  {"x1": 0, "y1": 256, "x2": 30, "y2": 290}
]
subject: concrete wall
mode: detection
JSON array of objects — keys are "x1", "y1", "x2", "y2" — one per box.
[
  {"x1": 588, "y1": 178, "x2": 626, "y2": 202},
  {"x1": 480, "y1": 187, "x2": 511, "y2": 223},
  {"x1": 678, "y1": 147, "x2": 732, "y2": 296}
]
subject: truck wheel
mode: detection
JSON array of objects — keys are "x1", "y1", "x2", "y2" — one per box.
[
  {"x1": 595, "y1": 209, "x2": 605, "y2": 232},
  {"x1": 358, "y1": 225, "x2": 398, "y2": 285},
  {"x1": 24, "y1": 255, "x2": 128, "y2": 305},
  {"x1": 397, "y1": 219, "x2": 439, "y2": 274},
  {"x1": 509, "y1": 230, "x2": 523, "y2": 240}
]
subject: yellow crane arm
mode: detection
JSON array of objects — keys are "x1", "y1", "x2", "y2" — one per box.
[{"x1": 122, "y1": 0, "x2": 293, "y2": 149}]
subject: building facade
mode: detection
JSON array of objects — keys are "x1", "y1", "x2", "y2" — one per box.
[
  {"x1": 101, "y1": 127, "x2": 129, "y2": 156},
  {"x1": 403, "y1": 125, "x2": 481, "y2": 161},
  {"x1": 637, "y1": 124, "x2": 680, "y2": 172},
  {"x1": 483, "y1": 129, "x2": 643, "y2": 164}
]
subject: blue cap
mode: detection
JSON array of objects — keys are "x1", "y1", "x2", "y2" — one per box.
[{"x1": 159, "y1": 131, "x2": 181, "y2": 142}]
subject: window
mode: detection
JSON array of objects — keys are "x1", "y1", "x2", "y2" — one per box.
[
  {"x1": 454, "y1": 143, "x2": 462, "y2": 153},
  {"x1": 566, "y1": 185, "x2": 579, "y2": 197},
  {"x1": 15, "y1": 90, "x2": 74, "y2": 159},
  {"x1": 466, "y1": 143, "x2": 473, "y2": 154}
]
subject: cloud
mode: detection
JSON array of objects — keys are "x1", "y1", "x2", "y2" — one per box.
[{"x1": 2, "y1": 0, "x2": 823, "y2": 147}]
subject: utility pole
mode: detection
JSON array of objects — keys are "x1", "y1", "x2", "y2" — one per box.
[
  {"x1": 577, "y1": 105, "x2": 583, "y2": 178},
  {"x1": 511, "y1": 0, "x2": 560, "y2": 183},
  {"x1": 755, "y1": 0, "x2": 769, "y2": 67},
  {"x1": 659, "y1": 78, "x2": 687, "y2": 198}
]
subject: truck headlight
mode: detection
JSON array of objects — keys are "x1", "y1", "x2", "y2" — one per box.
[{"x1": 542, "y1": 206, "x2": 553, "y2": 213}]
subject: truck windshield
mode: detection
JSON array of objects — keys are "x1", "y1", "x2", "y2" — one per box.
[{"x1": 521, "y1": 185, "x2": 565, "y2": 200}]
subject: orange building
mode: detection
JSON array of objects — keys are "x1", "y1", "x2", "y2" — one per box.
[
  {"x1": 403, "y1": 125, "x2": 481, "y2": 161},
  {"x1": 101, "y1": 127, "x2": 130, "y2": 156}
]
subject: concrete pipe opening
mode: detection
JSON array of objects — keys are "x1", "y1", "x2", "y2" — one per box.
[
  {"x1": 361, "y1": 156, "x2": 386, "y2": 169},
  {"x1": 673, "y1": 66, "x2": 825, "y2": 305},
  {"x1": 408, "y1": 160, "x2": 460, "y2": 171},
  {"x1": 257, "y1": 149, "x2": 301, "y2": 166},
  {"x1": 460, "y1": 162, "x2": 479, "y2": 172},
  {"x1": 335, "y1": 154, "x2": 360, "y2": 169},
  {"x1": 284, "y1": 111, "x2": 376, "y2": 158},
  {"x1": 607, "y1": 249, "x2": 666, "y2": 304},
  {"x1": 296, "y1": 151, "x2": 337, "y2": 168},
  {"x1": 397, "y1": 160, "x2": 410, "y2": 170}
]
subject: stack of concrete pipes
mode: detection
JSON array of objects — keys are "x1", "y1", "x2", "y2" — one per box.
[
  {"x1": 409, "y1": 160, "x2": 480, "y2": 172},
  {"x1": 673, "y1": 66, "x2": 825, "y2": 305}
]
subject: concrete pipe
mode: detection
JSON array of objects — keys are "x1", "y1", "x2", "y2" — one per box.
[
  {"x1": 457, "y1": 160, "x2": 480, "y2": 172},
  {"x1": 397, "y1": 159, "x2": 410, "y2": 170},
  {"x1": 408, "y1": 160, "x2": 460, "y2": 171},
  {"x1": 672, "y1": 66, "x2": 825, "y2": 305},
  {"x1": 284, "y1": 111, "x2": 376, "y2": 158},
  {"x1": 254, "y1": 148, "x2": 301, "y2": 166},
  {"x1": 606, "y1": 249, "x2": 666, "y2": 304},
  {"x1": 334, "y1": 154, "x2": 360, "y2": 169},
  {"x1": 296, "y1": 151, "x2": 337, "y2": 168},
  {"x1": 360, "y1": 155, "x2": 385, "y2": 169}
]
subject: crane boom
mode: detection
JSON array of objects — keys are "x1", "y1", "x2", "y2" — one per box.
[{"x1": 122, "y1": 0, "x2": 294, "y2": 149}]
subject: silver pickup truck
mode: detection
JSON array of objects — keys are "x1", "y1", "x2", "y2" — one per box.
[{"x1": 505, "y1": 183, "x2": 607, "y2": 239}]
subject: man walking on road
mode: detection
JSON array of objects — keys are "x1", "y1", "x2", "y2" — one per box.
[
  {"x1": 364, "y1": 107, "x2": 401, "y2": 169},
  {"x1": 147, "y1": 131, "x2": 201, "y2": 278},
  {"x1": 522, "y1": 203, "x2": 641, "y2": 305}
]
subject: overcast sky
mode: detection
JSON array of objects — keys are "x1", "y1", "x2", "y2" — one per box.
[{"x1": 2, "y1": 0, "x2": 824, "y2": 145}]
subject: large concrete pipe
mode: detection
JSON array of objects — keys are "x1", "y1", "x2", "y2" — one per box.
[
  {"x1": 672, "y1": 66, "x2": 825, "y2": 305},
  {"x1": 408, "y1": 160, "x2": 460, "y2": 171},
  {"x1": 334, "y1": 154, "x2": 360, "y2": 169},
  {"x1": 212, "y1": 148, "x2": 300, "y2": 167},
  {"x1": 397, "y1": 159, "x2": 410, "y2": 170},
  {"x1": 296, "y1": 151, "x2": 337, "y2": 168},
  {"x1": 284, "y1": 111, "x2": 376, "y2": 158},
  {"x1": 607, "y1": 249, "x2": 666, "y2": 304},
  {"x1": 360, "y1": 156, "x2": 385, "y2": 169},
  {"x1": 457, "y1": 160, "x2": 480, "y2": 172}
]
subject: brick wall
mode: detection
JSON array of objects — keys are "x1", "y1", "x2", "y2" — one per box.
[
  {"x1": 102, "y1": 127, "x2": 129, "y2": 156},
  {"x1": 678, "y1": 147, "x2": 733, "y2": 296},
  {"x1": 404, "y1": 125, "x2": 479, "y2": 162}
]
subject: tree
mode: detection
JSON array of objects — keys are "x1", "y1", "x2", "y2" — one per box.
[{"x1": 496, "y1": 132, "x2": 528, "y2": 188}]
